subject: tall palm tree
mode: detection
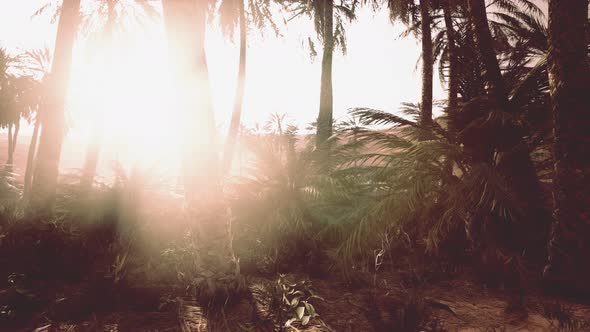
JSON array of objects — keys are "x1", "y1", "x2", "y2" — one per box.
[
  {"x1": 162, "y1": 0, "x2": 241, "y2": 305},
  {"x1": 221, "y1": 0, "x2": 280, "y2": 173},
  {"x1": 17, "y1": 48, "x2": 51, "y2": 203},
  {"x1": 220, "y1": 0, "x2": 279, "y2": 175},
  {"x1": 24, "y1": 115, "x2": 40, "y2": 200},
  {"x1": 220, "y1": 0, "x2": 247, "y2": 175},
  {"x1": 1, "y1": 53, "x2": 14, "y2": 166},
  {"x1": 381, "y1": 0, "x2": 434, "y2": 125},
  {"x1": 317, "y1": 0, "x2": 335, "y2": 148},
  {"x1": 466, "y1": 0, "x2": 508, "y2": 108},
  {"x1": 544, "y1": 0, "x2": 590, "y2": 285},
  {"x1": 218, "y1": 0, "x2": 255, "y2": 175},
  {"x1": 79, "y1": 0, "x2": 117, "y2": 192},
  {"x1": 466, "y1": 0, "x2": 551, "y2": 261},
  {"x1": 419, "y1": 0, "x2": 433, "y2": 126},
  {"x1": 162, "y1": 0, "x2": 217, "y2": 200},
  {"x1": 30, "y1": 0, "x2": 81, "y2": 212},
  {"x1": 281, "y1": 0, "x2": 355, "y2": 150},
  {"x1": 0, "y1": 49, "x2": 18, "y2": 166},
  {"x1": 5, "y1": 76, "x2": 38, "y2": 166},
  {"x1": 80, "y1": 0, "x2": 116, "y2": 191},
  {"x1": 79, "y1": 0, "x2": 157, "y2": 191},
  {"x1": 0, "y1": 56, "x2": 39, "y2": 170},
  {"x1": 432, "y1": 0, "x2": 548, "y2": 134},
  {"x1": 441, "y1": 0, "x2": 457, "y2": 131}
]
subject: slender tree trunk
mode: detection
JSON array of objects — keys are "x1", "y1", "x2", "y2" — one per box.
[
  {"x1": 23, "y1": 119, "x2": 40, "y2": 203},
  {"x1": 80, "y1": 124, "x2": 102, "y2": 191},
  {"x1": 222, "y1": 0, "x2": 247, "y2": 176},
  {"x1": 460, "y1": 4, "x2": 493, "y2": 163},
  {"x1": 30, "y1": 0, "x2": 80, "y2": 213},
  {"x1": 462, "y1": 4, "x2": 486, "y2": 101},
  {"x1": 7, "y1": 124, "x2": 13, "y2": 165},
  {"x1": 467, "y1": 0, "x2": 509, "y2": 109},
  {"x1": 162, "y1": 0, "x2": 217, "y2": 198},
  {"x1": 7, "y1": 121, "x2": 20, "y2": 170},
  {"x1": 443, "y1": 0, "x2": 457, "y2": 130},
  {"x1": 316, "y1": 0, "x2": 334, "y2": 149},
  {"x1": 467, "y1": 0, "x2": 550, "y2": 262},
  {"x1": 12, "y1": 121, "x2": 20, "y2": 157},
  {"x1": 80, "y1": 0, "x2": 115, "y2": 191},
  {"x1": 544, "y1": 0, "x2": 590, "y2": 285},
  {"x1": 442, "y1": 1, "x2": 457, "y2": 177},
  {"x1": 420, "y1": 0, "x2": 433, "y2": 126},
  {"x1": 162, "y1": 0, "x2": 241, "y2": 306}
]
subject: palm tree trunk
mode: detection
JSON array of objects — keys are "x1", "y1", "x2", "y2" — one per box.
[
  {"x1": 30, "y1": 0, "x2": 81, "y2": 213},
  {"x1": 222, "y1": 0, "x2": 247, "y2": 176},
  {"x1": 442, "y1": 0, "x2": 457, "y2": 130},
  {"x1": 12, "y1": 121, "x2": 20, "y2": 158},
  {"x1": 162, "y1": 0, "x2": 217, "y2": 198},
  {"x1": 79, "y1": 0, "x2": 115, "y2": 192},
  {"x1": 467, "y1": 0, "x2": 509, "y2": 109},
  {"x1": 80, "y1": 126, "x2": 102, "y2": 192},
  {"x1": 420, "y1": 0, "x2": 433, "y2": 126},
  {"x1": 467, "y1": 0, "x2": 550, "y2": 262},
  {"x1": 544, "y1": 0, "x2": 590, "y2": 285},
  {"x1": 23, "y1": 119, "x2": 40, "y2": 203},
  {"x1": 162, "y1": 0, "x2": 241, "y2": 306},
  {"x1": 442, "y1": 1, "x2": 457, "y2": 177},
  {"x1": 7, "y1": 124, "x2": 13, "y2": 165},
  {"x1": 460, "y1": 3, "x2": 493, "y2": 163},
  {"x1": 316, "y1": 0, "x2": 334, "y2": 149}
]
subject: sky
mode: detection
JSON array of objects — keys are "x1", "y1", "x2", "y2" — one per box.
[
  {"x1": 0, "y1": 0, "x2": 444, "y2": 131},
  {"x1": 0, "y1": 0, "x2": 448, "y2": 176}
]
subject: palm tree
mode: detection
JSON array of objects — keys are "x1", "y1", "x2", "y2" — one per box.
[
  {"x1": 7, "y1": 49, "x2": 51, "y2": 202},
  {"x1": 0, "y1": 51, "x2": 39, "y2": 170},
  {"x1": 219, "y1": 0, "x2": 277, "y2": 175},
  {"x1": 432, "y1": 0, "x2": 548, "y2": 134},
  {"x1": 17, "y1": 48, "x2": 51, "y2": 203},
  {"x1": 317, "y1": 0, "x2": 335, "y2": 148},
  {"x1": 281, "y1": 0, "x2": 355, "y2": 150},
  {"x1": 220, "y1": 0, "x2": 248, "y2": 175},
  {"x1": 419, "y1": 0, "x2": 433, "y2": 126},
  {"x1": 30, "y1": 0, "x2": 81, "y2": 213},
  {"x1": 466, "y1": 0, "x2": 509, "y2": 109},
  {"x1": 5, "y1": 76, "x2": 38, "y2": 166},
  {"x1": 544, "y1": 0, "x2": 590, "y2": 286},
  {"x1": 0, "y1": 49, "x2": 18, "y2": 166},
  {"x1": 441, "y1": 0, "x2": 457, "y2": 131},
  {"x1": 24, "y1": 114, "x2": 40, "y2": 201},
  {"x1": 466, "y1": 0, "x2": 546, "y2": 105},
  {"x1": 162, "y1": 0, "x2": 241, "y2": 306},
  {"x1": 79, "y1": 0, "x2": 157, "y2": 192},
  {"x1": 162, "y1": 0, "x2": 218, "y2": 199},
  {"x1": 377, "y1": 0, "x2": 434, "y2": 126},
  {"x1": 79, "y1": 0, "x2": 117, "y2": 192},
  {"x1": 466, "y1": 0, "x2": 549, "y2": 224}
]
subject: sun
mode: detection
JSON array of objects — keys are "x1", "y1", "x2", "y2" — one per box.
[
  {"x1": 66, "y1": 19, "x2": 186, "y2": 179},
  {"x1": 61, "y1": 11, "x2": 254, "y2": 183},
  {"x1": 62, "y1": 13, "x2": 248, "y2": 183}
]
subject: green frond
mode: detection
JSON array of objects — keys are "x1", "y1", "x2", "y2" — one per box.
[{"x1": 350, "y1": 107, "x2": 417, "y2": 127}]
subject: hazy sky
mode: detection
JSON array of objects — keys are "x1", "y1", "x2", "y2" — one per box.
[
  {"x1": 0, "y1": 0, "x2": 549, "y2": 175},
  {"x1": 0, "y1": 0, "x2": 444, "y2": 131},
  {"x1": 0, "y1": 0, "x2": 451, "y2": 176}
]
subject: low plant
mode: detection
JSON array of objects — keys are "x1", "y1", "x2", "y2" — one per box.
[{"x1": 270, "y1": 274, "x2": 321, "y2": 330}]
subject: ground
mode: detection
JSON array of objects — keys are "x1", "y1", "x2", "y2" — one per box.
[
  {"x1": 2, "y1": 266, "x2": 590, "y2": 331},
  {"x1": 2, "y1": 138, "x2": 590, "y2": 331}
]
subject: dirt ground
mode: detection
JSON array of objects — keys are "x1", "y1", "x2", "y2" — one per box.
[
  {"x1": 2, "y1": 136, "x2": 590, "y2": 331},
  {"x1": 2, "y1": 269, "x2": 587, "y2": 332}
]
